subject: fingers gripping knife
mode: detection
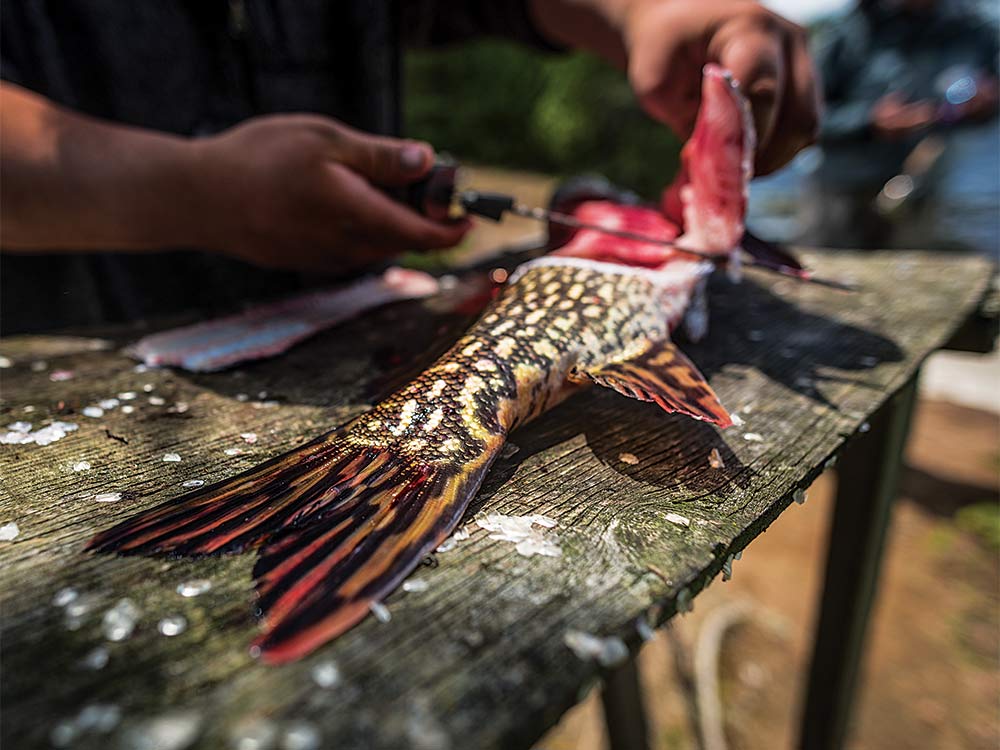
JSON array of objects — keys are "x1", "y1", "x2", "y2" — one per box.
[{"x1": 397, "y1": 159, "x2": 855, "y2": 291}]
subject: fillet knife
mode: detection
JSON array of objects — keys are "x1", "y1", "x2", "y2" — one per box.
[{"x1": 399, "y1": 161, "x2": 855, "y2": 292}]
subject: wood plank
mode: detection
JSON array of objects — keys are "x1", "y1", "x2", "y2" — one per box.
[{"x1": 0, "y1": 250, "x2": 991, "y2": 750}]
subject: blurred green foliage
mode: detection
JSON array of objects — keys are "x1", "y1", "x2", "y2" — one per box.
[
  {"x1": 404, "y1": 41, "x2": 681, "y2": 199},
  {"x1": 955, "y1": 502, "x2": 1000, "y2": 551}
]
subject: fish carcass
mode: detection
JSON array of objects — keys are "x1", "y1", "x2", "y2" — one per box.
[{"x1": 89, "y1": 65, "x2": 754, "y2": 663}]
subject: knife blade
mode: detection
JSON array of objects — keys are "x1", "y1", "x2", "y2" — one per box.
[
  {"x1": 396, "y1": 163, "x2": 856, "y2": 292},
  {"x1": 457, "y1": 189, "x2": 720, "y2": 261},
  {"x1": 458, "y1": 189, "x2": 856, "y2": 291}
]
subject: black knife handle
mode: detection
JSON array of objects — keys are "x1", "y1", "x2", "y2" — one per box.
[
  {"x1": 391, "y1": 158, "x2": 458, "y2": 221},
  {"x1": 458, "y1": 191, "x2": 516, "y2": 222}
]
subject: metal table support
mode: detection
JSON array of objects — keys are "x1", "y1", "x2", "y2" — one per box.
[
  {"x1": 799, "y1": 374, "x2": 920, "y2": 749},
  {"x1": 602, "y1": 656, "x2": 651, "y2": 750}
]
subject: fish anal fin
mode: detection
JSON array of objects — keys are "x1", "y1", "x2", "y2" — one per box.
[{"x1": 571, "y1": 340, "x2": 732, "y2": 427}]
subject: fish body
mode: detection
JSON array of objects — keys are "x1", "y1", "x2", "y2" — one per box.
[
  {"x1": 89, "y1": 65, "x2": 752, "y2": 663},
  {"x1": 367, "y1": 254, "x2": 724, "y2": 448}
]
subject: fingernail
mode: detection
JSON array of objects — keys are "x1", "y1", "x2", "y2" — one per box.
[{"x1": 401, "y1": 144, "x2": 428, "y2": 172}]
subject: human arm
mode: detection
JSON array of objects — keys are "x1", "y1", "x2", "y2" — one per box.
[
  {"x1": 813, "y1": 19, "x2": 938, "y2": 145},
  {"x1": 528, "y1": 0, "x2": 821, "y2": 174},
  {"x1": 0, "y1": 82, "x2": 469, "y2": 271}
]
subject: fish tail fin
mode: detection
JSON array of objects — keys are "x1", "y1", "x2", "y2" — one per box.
[
  {"x1": 249, "y1": 450, "x2": 489, "y2": 664},
  {"x1": 87, "y1": 421, "x2": 497, "y2": 663},
  {"x1": 87, "y1": 430, "x2": 376, "y2": 556},
  {"x1": 85, "y1": 430, "x2": 356, "y2": 557}
]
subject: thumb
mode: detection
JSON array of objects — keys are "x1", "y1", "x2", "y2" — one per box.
[
  {"x1": 716, "y1": 27, "x2": 784, "y2": 154},
  {"x1": 328, "y1": 125, "x2": 434, "y2": 187}
]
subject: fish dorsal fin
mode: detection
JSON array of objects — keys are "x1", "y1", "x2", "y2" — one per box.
[{"x1": 570, "y1": 340, "x2": 732, "y2": 427}]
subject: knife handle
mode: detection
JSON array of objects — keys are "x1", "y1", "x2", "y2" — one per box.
[{"x1": 390, "y1": 158, "x2": 459, "y2": 222}]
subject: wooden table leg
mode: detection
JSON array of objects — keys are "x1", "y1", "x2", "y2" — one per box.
[
  {"x1": 602, "y1": 655, "x2": 651, "y2": 750},
  {"x1": 799, "y1": 373, "x2": 920, "y2": 750}
]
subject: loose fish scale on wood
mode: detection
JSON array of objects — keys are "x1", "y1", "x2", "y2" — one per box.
[{"x1": 87, "y1": 65, "x2": 752, "y2": 663}]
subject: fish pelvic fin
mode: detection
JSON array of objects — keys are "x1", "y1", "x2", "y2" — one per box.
[
  {"x1": 570, "y1": 340, "x2": 732, "y2": 428},
  {"x1": 88, "y1": 422, "x2": 501, "y2": 663}
]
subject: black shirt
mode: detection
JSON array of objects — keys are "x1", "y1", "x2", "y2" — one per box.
[{"x1": 1, "y1": 1, "x2": 553, "y2": 333}]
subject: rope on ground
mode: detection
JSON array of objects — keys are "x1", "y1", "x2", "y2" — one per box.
[{"x1": 693, "y1": 600, "x2": 755, "y2": 750}]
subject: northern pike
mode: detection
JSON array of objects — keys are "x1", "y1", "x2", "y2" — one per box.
[{"x1": 89, "y1": 65, "x2": 760, "y2": 663}]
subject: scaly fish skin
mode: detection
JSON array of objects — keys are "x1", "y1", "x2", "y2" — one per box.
[{"x1": 349, "y1": 257, "x2": 703, "y2": 463}]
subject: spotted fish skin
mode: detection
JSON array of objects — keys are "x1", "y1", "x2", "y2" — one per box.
[
  {"x1": 350, "y1": 258, "x2": 702, "y2": 463},
  {"x1": 253, "y1": 257, "x2": 726, "y2": 657}
]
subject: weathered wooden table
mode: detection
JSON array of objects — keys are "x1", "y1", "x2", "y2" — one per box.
[{"x1": 0, "y1": 250, "x2": 992, "y2": 750}]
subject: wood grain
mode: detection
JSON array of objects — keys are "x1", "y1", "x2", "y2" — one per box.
[{"x1": 0, "y1": 250, "x2": 991, "y2": 749}]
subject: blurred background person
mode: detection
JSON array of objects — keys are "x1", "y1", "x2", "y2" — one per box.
[{"x1": 799, "y1": 0, "x2": 998, "y2": 250}]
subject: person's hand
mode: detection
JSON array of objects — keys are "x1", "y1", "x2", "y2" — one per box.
[
  {"x1": 870, "y1": 93, "x2": 937, "y2": 140},
  {"x1": 190, "y1": 115, "x2": 470, "y2": 273},
  {"x1": 620, "y1": 0, "x2": 821, "y2": 175}
]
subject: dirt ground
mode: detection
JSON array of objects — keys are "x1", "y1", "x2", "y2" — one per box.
[{"x1": 537, "y1": 398, "x2": 999, "y2": 750}]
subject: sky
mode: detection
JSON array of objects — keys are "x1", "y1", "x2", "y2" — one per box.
[
  {"x1": 762, "y1": 0, "x2": 852, "y2": 23},
  {"x1": 763, "y1": 0, "x2": 1000, "y2": 26}
]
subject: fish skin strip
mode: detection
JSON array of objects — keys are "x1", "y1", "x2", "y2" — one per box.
[{"x1": 128, "y1": 268, "x2": 439, "y2": 372}]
